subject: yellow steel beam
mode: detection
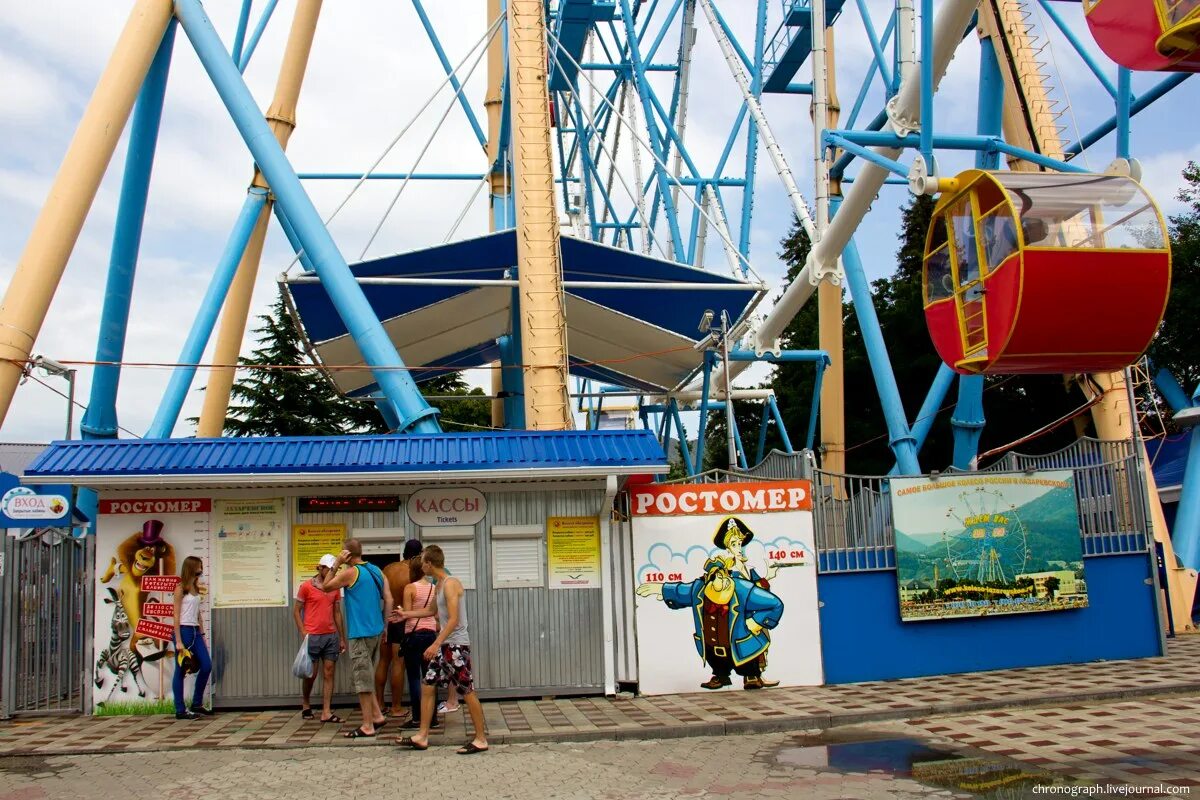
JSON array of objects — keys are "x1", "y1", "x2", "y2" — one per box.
[
  {"x1": 978, "y1": 0, "x2": 1065, "y2": 167},
  {"x1": 0, "y1": 0, "x2": 174, "y2": 427},
  {"x1": 196, "y1": 0, "x2": 324, "y2": 437},
  {"x1": 509, "y1": 0, "x2": 571, "y2": 429},
  {"x1": 819, "y1": 27, "x2": 846, "y2": 478},
  {"x1": 487, "y1": 0, "x2": 507, "y2": 429}
]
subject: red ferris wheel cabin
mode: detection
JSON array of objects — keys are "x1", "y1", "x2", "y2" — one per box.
[{"x1": 922, "y1": 171, "x2": 1171, "y2": 376}]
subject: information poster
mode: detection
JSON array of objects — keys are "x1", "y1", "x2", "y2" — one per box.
[
  {"x1": 547, "y1": 516, "x2": 602, "y2": 589},
  {"x1": 212, "y1": 499, "x2": 287, "y2": 608},
  {"x1": 629, "y1": 481, "x2": 822, "y2": 695},
  {"x1": 292, "y1": 523, "x2": 346, "y2": 590},
  {"x1": 93, "y1": 498, "x2": 211, "y2": 714}
]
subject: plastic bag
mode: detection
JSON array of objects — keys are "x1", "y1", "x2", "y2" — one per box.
[{"x1": 292, "y1": 635, "x2": 313, "y2": 679}]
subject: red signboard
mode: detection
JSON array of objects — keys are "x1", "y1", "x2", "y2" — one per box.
[
  {"x1": 135, "y1": 618, "x2": 175, "y2": 643},
  {"x1": 140, "y1": 575, "x2": 180, "y2": 592},
  {"x1": 99, "y1": 498, "x2": 211, "y2": 515},
  {"x1": 142, "y1": 602, "x2": 175, "y2": 618},
  {"x1": 630, "y1": 480, "x2": 813, "y2": 516}
]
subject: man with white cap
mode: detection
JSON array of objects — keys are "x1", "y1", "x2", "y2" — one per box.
[{"x1": 294, "y1": 553, "x2": 347, "y2": 723}]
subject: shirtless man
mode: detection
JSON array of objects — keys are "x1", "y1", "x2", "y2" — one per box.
[{"x1": 376, "y1": 539, "x2": 423, "y2": 716}]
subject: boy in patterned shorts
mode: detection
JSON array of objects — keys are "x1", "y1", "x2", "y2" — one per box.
[{"x1": 395, "y1": 545, "x2": 488, "y2": 755}]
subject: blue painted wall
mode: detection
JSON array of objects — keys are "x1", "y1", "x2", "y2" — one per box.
[{"x1": 818, "y1": 553, "x2": 1163, "y2": 684}]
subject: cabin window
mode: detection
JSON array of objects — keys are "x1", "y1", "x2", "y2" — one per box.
[
  {"x1": 421, "y1": 526, "x2": 476, "y2": 590},
  {"x1": 981, "y1": 209, "x2": 1019, "y2": 271},
  {"x1": 925, "y1": 245, "x2": 954, "y2": 304},
  {"x1": 950, "y1": 200, "x2": 982, "y2": 285},
  {"x1": 1000, "y1": 173, "x2": 1165, "y2": 251}
]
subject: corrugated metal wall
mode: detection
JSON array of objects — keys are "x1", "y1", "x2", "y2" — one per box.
[{"x1": 212, "y1": 483, "x2": 608, "y2": 705}]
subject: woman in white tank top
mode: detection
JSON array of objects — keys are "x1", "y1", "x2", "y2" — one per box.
[{"x1": 172, "y1": 556, "x2": 213, "y2": 720}]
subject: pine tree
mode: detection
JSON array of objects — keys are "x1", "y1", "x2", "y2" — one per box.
[
  {"x1": 222, "y1": 297, "x2": 385, "y2": 436},
  {"x1": 218, "y1": 298, "x2": 493, "y2": 437}
]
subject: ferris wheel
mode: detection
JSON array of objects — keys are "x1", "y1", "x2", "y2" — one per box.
[{"x1": 940, "y1": 489, "x2": 1031, "y2": 584}]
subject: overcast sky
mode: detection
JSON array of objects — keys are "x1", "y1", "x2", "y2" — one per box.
[{"x1": 1, "y1": 1, "x2": 1197, "y2": 444}]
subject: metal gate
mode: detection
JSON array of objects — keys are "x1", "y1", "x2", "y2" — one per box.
[{"x1": 0, "y1": 529, "x2": 92, "y2": 717}]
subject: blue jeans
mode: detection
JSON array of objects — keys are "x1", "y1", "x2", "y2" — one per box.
[{"x1": 173, "y1": 626, "x2": 212, "y2": 714}]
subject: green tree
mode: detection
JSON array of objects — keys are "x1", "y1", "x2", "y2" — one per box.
[
  {"x1": 219, "y1": 298, "x2": 489, "y2": 436},
  {"x1": 221, "y1": 297, "x2": 384, "y2": 436},
  {"x1": 1149, "y1": 161, "x2": 1200, "y2": 390}
]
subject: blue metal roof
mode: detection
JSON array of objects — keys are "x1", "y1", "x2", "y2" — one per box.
[{"x1": 25, "y1": 430, "x2": 666, "y2": 482}]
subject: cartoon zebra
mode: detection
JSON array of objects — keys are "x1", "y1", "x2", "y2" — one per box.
[{"x1": 94, "y1": 587, "x2": 150, "y2": 701}]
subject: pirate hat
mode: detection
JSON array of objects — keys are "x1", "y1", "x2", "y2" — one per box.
[
  {"x1": 139, "y1": 519, "x2": 165, "y2": 547},
  {"x1": 702, "y1": 555, "x2": 735, "y2": 579},
  {"x1": 713, "y1": 516, "x2": 754, "y2": 549}
]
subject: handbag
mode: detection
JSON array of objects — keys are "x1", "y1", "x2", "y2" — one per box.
[{"x1": 291, "y1": 635, "x2": 314, "y2": 679}]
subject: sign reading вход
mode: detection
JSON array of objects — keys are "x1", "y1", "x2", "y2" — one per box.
[{"x1": 407, "y1": 488, "x2": 487, "y2": 527}]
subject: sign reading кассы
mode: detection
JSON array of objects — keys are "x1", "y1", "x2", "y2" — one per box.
[{"x1": 407, "y1": 487, "x2": 487, "y2": 527}]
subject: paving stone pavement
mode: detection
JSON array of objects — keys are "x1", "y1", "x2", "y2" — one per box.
[
  {"x1": 1, "y1": 694, "x2": 1196, "y2": 799},
  {"x1": 1, "y1": 635, "x2": 1197, "y2": 757}
]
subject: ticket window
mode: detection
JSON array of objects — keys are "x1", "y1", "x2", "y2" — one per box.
[
  {"x1": 352, "y1": 527, "x2": 406, "y2": 570},
  {"x1": 421, "y1": 526, "x2": 476, "y2": 590}
]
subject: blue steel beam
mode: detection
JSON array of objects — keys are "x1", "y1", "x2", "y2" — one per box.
[
  {"x1": 237, "y1": 0, "x2": 278, "y2": 72},
  {"x1": 768, "y1": 394, "x2": 794, "y2": 453},
  {"x1": 231, "y1": 0, "x2": 253, "y2": 65},
  {"x1": 1173, "y1": 384, "x2": 1200, "y2": 572},
  {"x1": 831, "y1": 130, "x2": 1090, "y2": 174},
  {"x1": 175, "y1": 0, "x2": 440, "y2": 433},
  {"x1": 551, "y1": 0, "x2": 619, "y2": 90},
  {"x1": 147, "y1": 189, "x2": 268, "y2": 438},
  {"x1": 297, "y1": 172, "x2": 487, "y2": 180},
  {"x1": 834, "y1": 195, "x2": 919, "y2": 473},
  {"x1": 273, "y1": 205, "x2": 316, "y2": 273},
  {"x1": 1156, "y1": 368, "x2": 1191, "y2": 414},
  {"x1": 1066, "y1": 73, "x2": 1190, "y2": 157},
  {"x1": 1035, "y1": 0, "x2": 1117, "y2": 98},
  {"x1": 854, "y1": 0, "x2": 894, "y2": 92},
  {"x1": 694, "y1": 350, "x2": 714, "y2": 470},
  {"x1": 739, "y1": 0, "x2": 768, "y2": 258},
  {"x1": 617, "y1": 0, "x2": 685, "y2": 255},
  {"x1": 410, "y1": 0, "x2": 487, "y2": 148},
  {"x1": 890, "y1": 363, "x2": 956, "y2": 475},
  {"x1": 1116, "y1": 67, "x2": 1132, "y2": 159},
  {"x1": 946, "y1": 33, "x2": 1003, "y2": 469},
  {"x1": 762, "y1": 0, "x2": 848, "y2": 92},
  {"x1": 82, "y1": 22, "x2": 177, "y2": 442},
  {"x1": 667, "y1": 398, "x2": 695, "y2": 475}
]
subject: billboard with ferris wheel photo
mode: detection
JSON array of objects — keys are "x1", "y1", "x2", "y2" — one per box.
[{"x1": 892, "y1": 470, "x2": 1088, "y2": 622}]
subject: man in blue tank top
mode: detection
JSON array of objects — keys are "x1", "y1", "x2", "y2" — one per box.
[{"x1": 324, "y1": 539, "x2": 394, "y2": 738}]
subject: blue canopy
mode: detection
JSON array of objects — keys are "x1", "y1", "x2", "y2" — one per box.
[{"x1": 284, "y1": 232, "x2": 763, "y2": 396}]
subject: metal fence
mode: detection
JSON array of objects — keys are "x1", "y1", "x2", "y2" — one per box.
[
  {"x1": 0, "y1": 530, "x2": 92, "y2": 717},
  {"x1": 812, "y1": 438, "x2": 1152, "y2": 573}
]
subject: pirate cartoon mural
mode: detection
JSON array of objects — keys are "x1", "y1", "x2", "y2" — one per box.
[
  {"x1": 629, "y1": 480, "x2": 824, "y2": 694},
  {"x1": 638, "y1": 552, "x2": 784, "y2": 689}
]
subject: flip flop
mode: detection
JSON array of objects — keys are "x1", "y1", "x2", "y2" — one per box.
[
  {"x1": 301, "y1": 708, "x2": 314, "y2": 720},
  {"x1": 456, "y1": 742, "x2": 489, "y2": 755},
  {"x1": 319, "y1": 713, "x2": 343, "y2": 724},
  {"x1": 344, "y1": 727, "x2": 376, "y2": 739},
  {"x1": 373, "y1": 719, "x2": 388, "y2": 731},
  {"x1": 396, "y1": 736, "x2": 428, "y2": 750}
]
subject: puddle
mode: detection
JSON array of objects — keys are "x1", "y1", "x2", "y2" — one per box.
[
  {"x1": 0, "y1": 755, "x2": 70, "y2": 779},
  {"x1": 771, "y1": 731, "x2": 1084, "y2": 799}
]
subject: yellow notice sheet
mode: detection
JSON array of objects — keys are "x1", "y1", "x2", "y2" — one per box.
[
  {"x1": 212, "y1": 499, "x2": 287, "y2": 608},
  {"x1": 547, "y1": 516, "x2": 602, "y2": 589},
  {"x1": 292, "y1": 523, "x2": 346, "y2": 590}
]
